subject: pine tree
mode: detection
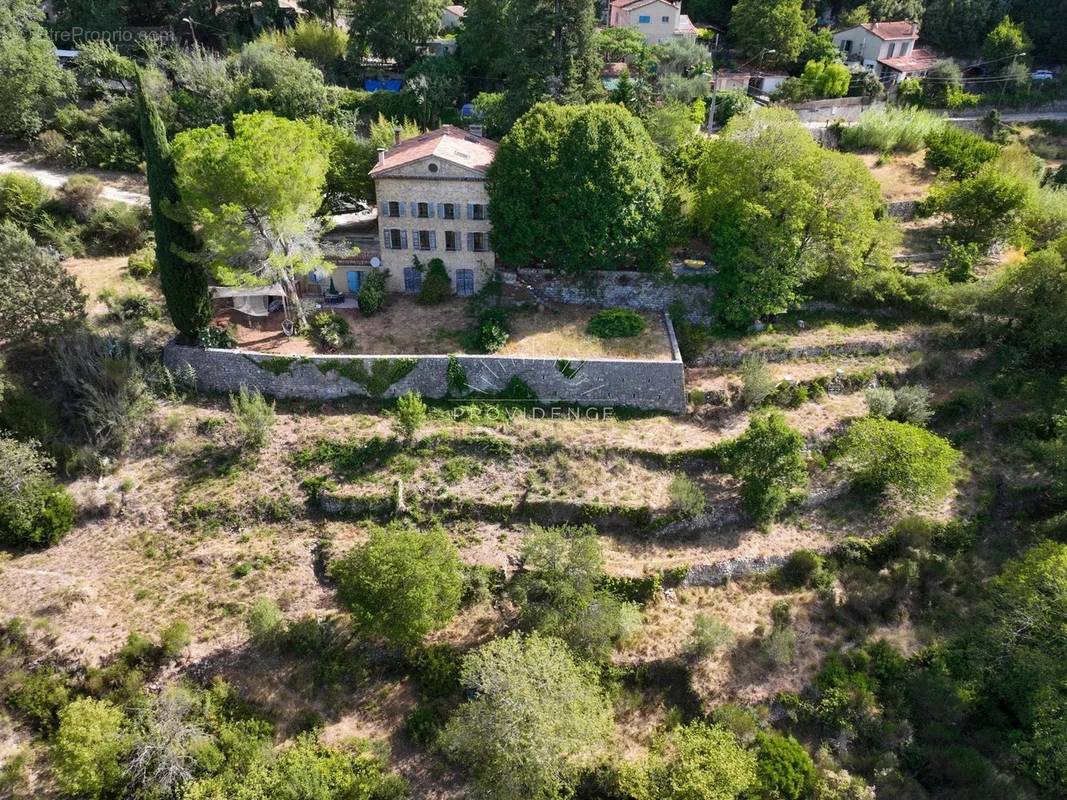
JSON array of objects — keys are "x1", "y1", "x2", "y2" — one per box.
[{"x1": 134, "y1": 69, "x2": 211, "y2": 342}]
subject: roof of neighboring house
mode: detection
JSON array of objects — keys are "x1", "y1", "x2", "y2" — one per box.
[
  {"x1": 611, "y1": 0, "x2": 679, "y2": 9},
  {"x1": 878, "y1": 47, "x2": 939, "y2": 73},
  {"x1": 675, "y1": 14, "x2": 697, "y2": 34},
  {"x1": 602, "y1": 61, "x2": 629, "y2": 78},
  {"x1": 858, "y1": 21, "x2": 919, "y2": 40},
  {"x1": 444, "y1": 4, "x2": 465, "y2": 16},
  {"x1": 369, "y1": 125, "x2": 498, "y2": 177}
]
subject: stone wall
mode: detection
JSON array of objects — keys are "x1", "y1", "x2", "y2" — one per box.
[
  {"x1": 500, "y1": 268, "x2": 714, "y2": 321},
  {"x1": 163, "y1": 324, "x2": 686, "y2": 414}
]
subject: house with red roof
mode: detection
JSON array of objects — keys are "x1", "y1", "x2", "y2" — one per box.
[
  {"x1": 366, "y1": 126, "x2": 498, "y2": 297},
  {"x1": 832, "y1": 21, "x2": 937, "y2": 84},
  {"x1": 609, "y1": 0, "x2": 699, "y2": 46}
]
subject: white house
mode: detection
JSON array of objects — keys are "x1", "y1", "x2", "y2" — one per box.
[
  {"x1": 609, "y1": 0, "x2": 699, "y2": 46},
  {"x1": 833, "y1": 21, "x2": 918, "y2": 71},
  {"x1": 440, "y1": 4, "x2": 465, "y2": 30}
]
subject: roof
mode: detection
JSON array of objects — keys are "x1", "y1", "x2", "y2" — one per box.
[
  {"x1": 444, "y1": 4, "x2": 465, "y2": 16},
  {"x1": 860, "y1": 21, "x2": 919, "y2": 40},
  {"x1": 611, "y1": 0, "x2": 678, "y2": 8},
  {"x1": 602, "y1": 62, "x2": 629, "y2": 78},
  {"x1": 675, "y1": 14, "x2": 697, "y2": 34},
  {"x1": 369, "y1": 125, "x2": 498, "y2": 177},
  {"x1": 878, "y1": 47, "x2": 939, "y2": 73}
]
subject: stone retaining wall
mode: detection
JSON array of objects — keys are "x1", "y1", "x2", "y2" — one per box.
[{"x1": 164, "y1": 321, "x2": 686, "y2": 414}]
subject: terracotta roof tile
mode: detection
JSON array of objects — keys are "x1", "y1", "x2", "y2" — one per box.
[
  {"x1": 878, "y1": 47, "x2": 940, "y2": 73},
  {"x1": 369, "y1": 125, "x2": 498, "y2": 177},
  {"x1": 861, "y1": 21, "x2": 919, "y2": 40}
]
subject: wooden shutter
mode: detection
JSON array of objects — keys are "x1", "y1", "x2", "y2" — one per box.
[
  {"x1": 383, "y1": 228, "x2": 392, "y2": 249},
  {"x1": 429, "y1": 231, "x2": 437, "y2": 250},
  {"x1": 437, "y1": 203, "x2": 445, "y2": 218},
  {"x1": 467, "y1": 203, "x2": 475, "y2": 219},
  {"x1": 400, "y1": 230, "x2": 408, "y2": 249}
]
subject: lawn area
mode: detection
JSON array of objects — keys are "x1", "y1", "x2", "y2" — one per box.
[{"x1": 860, "y1": 151, "x2": 936, "y2": 203}]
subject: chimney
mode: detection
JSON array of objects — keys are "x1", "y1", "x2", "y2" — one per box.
[
  {"x1": 393, "y1": 127, "x2": 402, "y2": 146},
  {"x1": 469, "y1": 124, "x2": 484, "y2": 138},
  {"x1": 377, "y1": 147, "x2": 386, "y2": 165}
]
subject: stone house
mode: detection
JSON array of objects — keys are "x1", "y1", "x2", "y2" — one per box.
[
  {"x1": 608, "y1": 0, "x2": 699, "y2": 46},
  {"x1": 440, "y1": 4, "x2": 465, "y2": 30},
  {"x1": 367, "y1": 125, "x2": 498, "y2": 297}
]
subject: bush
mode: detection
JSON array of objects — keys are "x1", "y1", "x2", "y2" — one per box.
[
  {"x1": 229, "y1": 387, "x2": 276, "y2": 454},
  {"x1": 714, "y1": 89, "x2": 754, "y2": 126},
  {"x1": 892, "y1": 385, "x2": 933, "y2": 426},
  {"x1": 686, "y1": 613, "x2": 734, "y2": 658},
  {"x1": 417, "y1": 258, "x2": 452, "y2": 305},
  {"x1": 840, "y1": 106, "x2": 946, "y2": 153},
  {"x1": 476, "y1": 307, "x2": 510, "y2": 353},
  {"x1": 923, "y1": 167, "x2": 1030, "y2": 247},
  {"x1": 924, "y1": 127, "x2": 1000, "y2": 180},
  {"x1": 778, "y1": 550, "x2": 825, "y2": 589},
  {"x1": 0, "y1": 435, "x2": 76, "y2": 548},
  {"x1": 763, "y1": 622, "x2": 796, "y2": 668},
  {"x1": 754, "y1": 732, "x2": 816, "y2": 800},
  {"x1": 0, "y1": 173, "x2": 49, "y2": 226},
  {"x1": 407, "y1": 643, "x2": 462, "y2": 698},
  {"x1": 835, "y1": 418, "x2": 961, "y2": 504},
  {"x1": 668, "y1": 473, "x2": 706, "y2": 518},
  {"x1": 82, "y1": 204, "x2": 149, "y2": 255},
  {"x1": 647, "y1": 722, "x2": 757, "y2": 800},
  {"x1": 6, "y1": 667, "x2": 72, "y2": 732},
  {"x1": 865, "y1": 385, "x2": 896, "y2": 418},
  {"x1": 725, "y1": 412, "x2": 807, "y2": 528},
  {"x1": 100, "y1": 286, "x2": 160, "y2": 323},
  {"x1": 740, "y1": 355, "x2": 776, "y2": 408},
  {"x1": 358, "y1": 268, "x2": 389, "y2": 316},
  {"x1": 52, "y1": 698, "x2": 130, "y2": 800},
  {"x1": 57, "y1": 175, "x2": 103, "y2": 223},
  {"x1": 394, "y1": 390, "x2": 427, "y2": 442},
  {"x1": 247, "y1": 597, "x2": 285, "y2": 647},
  {"x1": 126, "y1": 247, "x2": 156, "y2": 279},
  {"x1": 586, "y1": 309, "x2": 647, "y2": 338},
  {"x1": 196, "y1": 325, "x2": 238, "y2": 349},
  {"x1": 308, "y1": 310, "x2": 353, "y2": 352}
]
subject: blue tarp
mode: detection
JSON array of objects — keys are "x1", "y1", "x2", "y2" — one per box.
[{"x1": 364, "y1": 78, "x2": 404, "y2": 93}]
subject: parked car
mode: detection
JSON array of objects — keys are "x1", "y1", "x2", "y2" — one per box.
[{"x1": 1032, "y1": 70, "x2": 1055, "y2": 81}]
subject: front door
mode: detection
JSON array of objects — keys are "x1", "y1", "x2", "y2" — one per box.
[{"x1": 347, "y1": 271, "x2": 361, "y2": 292}]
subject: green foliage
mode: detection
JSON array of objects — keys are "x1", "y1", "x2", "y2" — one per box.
[
  {"x1": 0, "y1": 6, "x2": 73, "y2": 138},
  {"x1": 406, "y1": 55, "x2": 463, "y2": 129},
  {"x1": 729, "y1": 0, "x2": 810, "y2": 66},
  {"x1": 587, "y1": 309, "x2": 647, "y2": 338},
  {"x1": 6, "y1": 666, "x2": 71, "y2": 732},
  {"x1": 778, "y1": 549, "x2": 826, "y2": 590},
  {"x1": 725, "y1": 411, "x2": 808, "y2": 527},
  {"x1": 52, "y1": 698, "x2": 130, "y2": 800},
  {"x1": 754, "y1": 732, "x2": 816, "y2": 800},
  {"x1": 695, "y1": 109, "x2": 891, "y2": 326},
  {"x1": 127, "y1": 247, "x2": 157, "y2": 279},
  {"x1": 940, "y1": 236, "x2": 984, "y2": 282},
  {"x1": 983, "y1": 16, "x2": 1031, "y2": 65},
  {"x1": 740, "y1": 355, "x2": 776, "y2": 408},
  {"x1": 235, "y1": 40, "x2": 329, "y2": 120},
  {"x1": 309, "y1": 310, "x2": 354, "y2": 352},
  {"x1": 924, "y1": 167, "x2": 1031, "y2": 247},
  {"x1": 0, "y1": 220, "x2": 86, "y2": 344},
  {"x1": 416, "y1": 257, "x2": 453, "y2": 305},
  {"x1": 685, "y1": 613, "x2": 734, "y2": 658},
  {"x1": 865, "y1": 384, "x2": 932, "y2": 425},
  {"x1": 510, "y1": 525, "x2": 639, "y2": 661},
  {"x1": 394, "y1": 390, "x2": 427, "y2": 442},
  {"x1": 924, "y1": 127, "x2": 1000, "y2": 181},
  {"x1": 835, "y1": 418, "x2": 961, "y2": 504},
  {"x1": 446, "y1": 354, "x2": 468, "y2": 396},
  {"x1": 983, "y1": 239, "x2": 1067, "y2": 362},
  {"x1": 349, "y1": 0, "x2": 446, "y2": 67},
  {"x1": 229, "y1": 387, "x2": 276, "y2": 454},
  {"x1": 438, "y1": 632, "x2": 613, "y2": 800},
  {"x1": 246, "y1": 597, "x2": 285, "y2": 648},
  {"x1": 357, "y1": 268, "x2": 389, "y2": 316},
  {"x1": 0, "y1": 173, "x2": 49, "y2": 227},
  {"x1": 331, "y1": 524, "x2": 464, "y2": 645},
  {"x1": 865, "y1": 385, "x2": 896, "y2": 418},
  {"x1": 668, "y1": 473, "x2": 706, "y2": 518},
  {"x1": 0, "y1": 440, "x2": 76, "y2": 547},
  {"x1": 712, "y1": 90, "x2": 754, "y2": 127},
  {"x1": 476, "y1": 307, "x2": 511, "y2": 354},
  {"x1": 777, "y1": 59, "x2": 851, "y2": 102},
  {"x1": 645, "y1": 721, "x2": 757, "y2": 800},
  {"x1": 489, "y1": 102, "x2": 668, "y2": 272},
  {"x1": 135, "y1": 69, "x2": 212, "y2": 342},
  {"x1": 317, "y1": 358, "x2": 418, "y2": 398},
  {"x1": 284, "y1": 17, "x2": 349, "y2": 68},
  {"x1": 841, "y1": 106, "x2": 947, "y2": 153}
]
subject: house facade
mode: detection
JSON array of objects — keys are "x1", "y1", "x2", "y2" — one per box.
[
  {"x1": 440, "y1": 5, "x2": 465, "y2": 30},
  {"x1": 609, "y1": 0, "x2": 699, "y2": 45},
  {"x1": 368, "y1": 126, "x2": 497, "y2": 297},
  {"x1": 833, "y1": 21, "x2": 918, "y2": 70}
]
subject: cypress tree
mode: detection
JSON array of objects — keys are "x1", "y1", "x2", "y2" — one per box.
[{"x1": 134, "y1": 69, "x2": 212, "y2": 342}]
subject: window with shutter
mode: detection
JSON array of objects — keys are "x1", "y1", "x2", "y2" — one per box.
[
  {"x1": 466, "y1": 232, "x2": 475, "y2": 251},
  {"x1": 467, "y1": 203, "x2": 474, "y2": 219},
  {"x1": 455, "y1": 269, "x2": 474, "y2": 296},
  {"x1": 429, "y1": 231, "x2": 437, "y2": 250},
  {"x1": 400, "y1": 230, "x2": 408, "y2": 249},
  {"x1": 403, "y1": 268, "x2": 422, "y2": 293},
  {"x1": 445, "y1": 231, "x2": 458, "y2": 251}
]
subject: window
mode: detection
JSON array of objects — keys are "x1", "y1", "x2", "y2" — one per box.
[
  {"x1": 661, "y1": 15, "x2": 670, "y2": 22},
  {"x1": 467, "y1": 232, "x2": 490, "y2": 252},
  {"x1": 384, "y1": 228, "x2": 406, "y2": 249},
  {"x1": 427, "y1": 162, "x2": 439, "y2": 173},
  {"x1": 385, "y1": 200, "x2": 402, "y2": 218},
  {"x1": 638, "y1": 14, "x2": 650, "y2": 23},
  {"x1": 455, "y1": 269, "x2": 475, "y2": 297},
  {"x1": 403, "y1": 267, "x2": 422, "y2": 293},
  {"x1": 841, "y1": 39, "x2": 852, "y2": 53},
  {"x1": 440, "y1": 202, "x2": 456, "y2": 220},
  {"x1": 415, "y1": 202, "x2": 431, "y2": 218},
  {"x1": 414, "y1": 230, "x2": 436, "y2": 251},
  {"x1": 445, "y1": 230, "x2": 460, "y2": 251},
  {"x1": 886, "y1": 43, "x2": 896, "y2": 58},
  {"x1": 900, "y1": 41, "x2": 910, "y2": 55},
  {"x1": 468, "y1": 203, "x2": 488, "y2": 220}
]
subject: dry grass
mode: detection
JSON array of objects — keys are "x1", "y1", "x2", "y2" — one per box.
[
  {"x1": 499, "y1": 306, "x2": 671, "y2": 360},
  {"x1": 860, "y1": 151, "x2": 936, "y2": 202}
]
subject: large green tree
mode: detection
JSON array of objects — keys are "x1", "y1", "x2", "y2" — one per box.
[
  {"x1": 330, "y1": 524, "x2": 464, "y2": 645},
  {"x1": 456, "y1": 0, "x2": 512, "y2": 82},
  {"x1": 135, "y1": 69, "x2": 212, "y2": 342},
  {"x1": 349, "y1": 0, "x2": 445, "y2": 67},
  {"x1": 922, "y1": 0, "x2": 1012, "y2": 56},
  {"x1": 489, "y1": 102, "x2": 669, "y2": 272},
  {"x1": 438, "y1": 632, "x2": 613, "y2": 800},
  {"x1": 729, "y1": 0, "x2": 811, "y2": 66},
  {"x1": 0, "y1": 1, "x2": 74, "y2": 138},
  {"x1": 725, "y1": 411, "x2": 808, "y2": 528},
  {"x1": 644, "y1": 721, "x2": 757, "y2": 800},
  {"x1": 171, "y1": 112, "x2": 329, "y2": 330},
  {"x1": 0, "y1": 221, "x2": 86, "y2": 344},
  {"x1": 693, "y1": 108, "x2": 891, "y2": 326}
]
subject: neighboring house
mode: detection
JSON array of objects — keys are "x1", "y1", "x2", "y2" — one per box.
[
  {"x1": 713, "y1": 71, "x2": 753, "y2": 92},
  {"x1": 441, "y1": 4, "x2": 465, "y2": 30},
  {"x1": 753, "y1": 73, "x2": 789, "y2": 95},
  {"x1": 833, "y1": 21, "x2": 921, "y2": 76},
  {"x1": 877, "y1": 47, "x2": 940, "y2": 84},
  {"x1": 609, "y1": 0, "x2": 699, "y2": 45},
  {"x1": 369, "y1": 126, "x2": 498, "y2": 297}
]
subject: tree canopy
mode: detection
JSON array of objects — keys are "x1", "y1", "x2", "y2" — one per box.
[
  {"x1": 0, "y1": 1, "x2": 74, "y2": 138},
  {"x1": 349, "y1": 0, "x2": 446, "y2": 67},
  {"x1": 489, "y1": 102, "x2": 669, "y2": 272},
  {"x1": 729, "y1": 0, "x2": 811, "y2": 67}
]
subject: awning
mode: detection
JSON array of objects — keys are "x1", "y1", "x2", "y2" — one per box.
[{"x1": 210, "y1": 284, "x2": 284, "y2": 299}]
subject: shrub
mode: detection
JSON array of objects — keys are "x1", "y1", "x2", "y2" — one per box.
[
  {"x1": 586, "y1": 309, "x2": 647, "y2": 338},
  {"x1": 840, "y1": 106, "x2": 946, "y2": 153},
  {"x1": 668, "y1": 473, "x2": 706, "y2": 518},
  {"x1": 58, "y1": 175, "x2": 103, "y2": 222},
  {"x1": 892, "y1": 384, "x2": 933, "y2": 426},
  {"x1": 196, "y1": 326, "x2": 238, "y2": 349},
  {"x1": 417, "y1": 258, "x2": 452, "y2": 305},
  {"x1": 778, "y1": 550, "x2": 825, "y2": 589},
  {"x1": 53, "y1": 698, "x2": 130, "y2": 800},
  {"x1": 725, "y1": 412, "x2": 807, "y2": 528},
  {"x1": 647, "y1": 722, "x2": 757, "y2": 800},
  {"x1": 835, "y1": 418, "x2": 961, "y2": 504},
  {"x1": 924, "y1": 127, "x2": 1000, "y2": 180},
  {"x1": 82, "y1": 204, "x2": 149, "y2": 255},
  {"x1": 330, "y1": 524, "x2": 464, "y2": 645},
  {"x1": 247, "y1": 597, "x2": 285, "y2": 647},
  {"x1": 754, "y1": 732, "x2": 816, "y2": 800},
  {"x1": 308, "y1": 310, "x2": 353, "y2": 352},
  {"x1": 100, "y1": 285, "x2": 160, "y2": 323},
  {"x1": 358, "y1": 268, "x2": 389, "y2": 316},
  {"x1": 408, "y1": 643, "x2": 462, "y2": 698},
  {"x1": 924, "y1": 168, "x2": 1030, "y2": 247},
  {"x1": 940, "y1": 237, "x2": 983, "y2": 282},
  {"x1": 865, "y1": 385, "x2": 896, "y2": 418},
  {"x1": 476, "y1": 307, "x2": 510, "y2": 353},
  {"x1": 394, "y1": 390, "x2": 427, "y2": 442},
  {"x1": 229, "y1": 387, "x2": 276, "y2": 454},
  {"x1": 686, "y1": 613, "x2": 734, "y2": 658},
  {"x1": 714, "y1": 89, "x2": 754, "y2": 126},
  {"x1": 763, "y1": 622, "x2": 796, "y2": 668},
  {"x1": 126, "y1": 247, "x2": 156, "y2": 279},
  {"x1": 0, "y1": 173, "x2": 49, "y2": 226},
  {"x1": 740, "y1": 355, "x2": 776, "y2": 408},
  {"x1": 6, "y1": 667, "x2": 72, "y2": 732},
  {"x1": 0, "y1": 435, "x2": 76, "y2": 548}
]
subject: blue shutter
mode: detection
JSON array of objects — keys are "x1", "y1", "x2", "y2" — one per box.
[
  {"x1": 485, "y1": 233, "x2": 491, "y2": 251},
  {"x1": 383, "y1": 229, "x2": 391, "y2": 249},
  {"x1": 397, "y1": 202, "x2": 405, "y2": 218},
  {"x1": 403, "y1": 268, "x2": 416, "y2": 293},
  {"x1": 409, "y1": 202, "x2": 417, "y2": 217},
  {"x1": 437, "y1": 203, "x2": 445, "y2": 218},
  {"x1": 381, "y1": 203, "x2": 389, "y2": 218},
  {"x1": 429, "y1": 231, "x2": 437, "y2": 250},
  {"x1": 400, "y1": 230, "x2": 408, "y2": 249},
  {"x1": 428, "y1": 202, "x2": 435, "y2": 218},
  {"x1": 347, "y1": 271, "x2": 360, "y2": 292},
  {"x1": 455, "y1": 231, "x2": 462, "y2": 251},
  {"x1": 467, "y1": 203, "x2": 475, "y2": 219},
  {"x1": 466, "y1": 232, "x2": 475, "y2": 251}
]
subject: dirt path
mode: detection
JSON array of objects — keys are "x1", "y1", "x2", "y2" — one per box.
[{"x1": 0, "y1": 149, "x2": 148, "y2": 205}]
